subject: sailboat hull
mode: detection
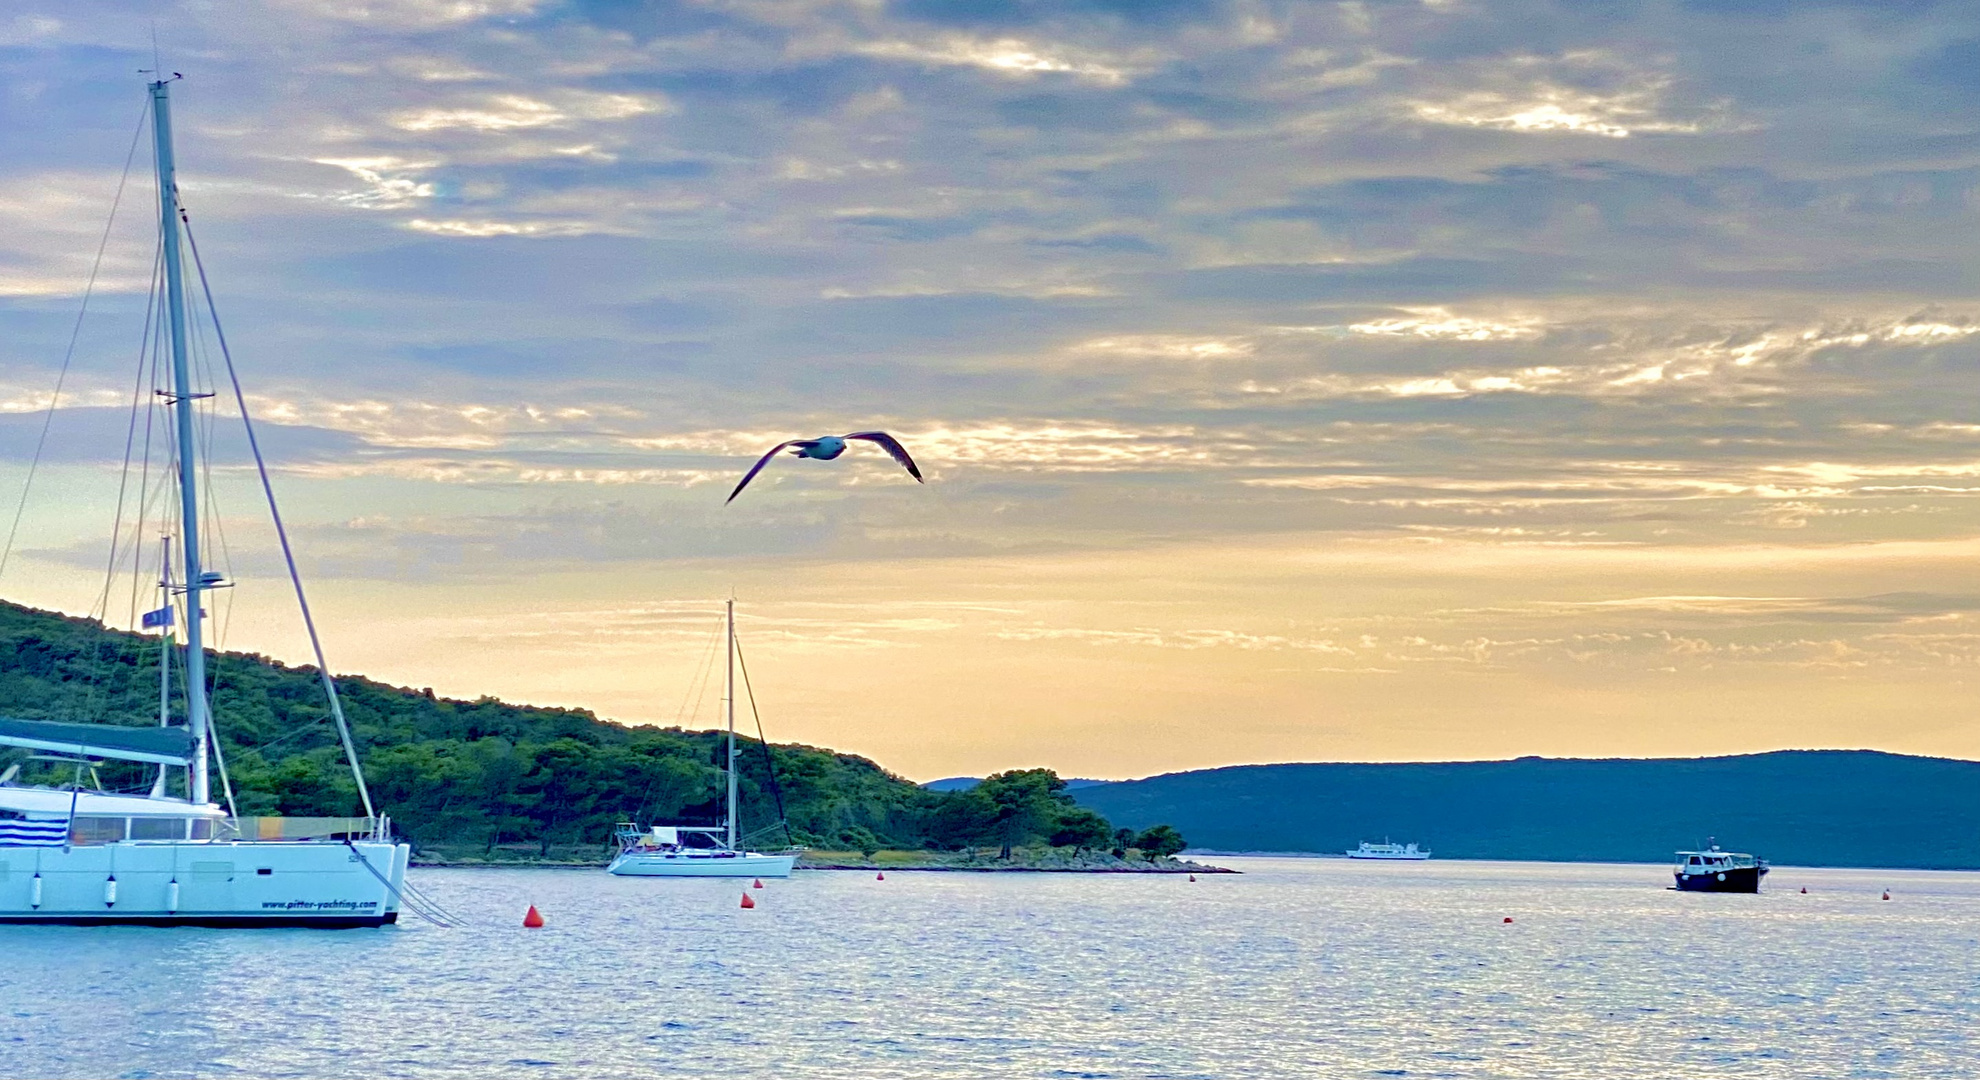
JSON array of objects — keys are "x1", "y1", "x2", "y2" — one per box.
[
  {"x1": 0, "y1": 839, "x2": 409, "y2": 927},
  {"x1": 608, "y1": 851, "x2": 796, "y2": 878}
]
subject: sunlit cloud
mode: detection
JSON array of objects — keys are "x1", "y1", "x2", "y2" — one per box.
[
  {"x1": 309, "y1": 156, "x2": 438, "y2": 207},
  {"x1": 1347, "y1": 309, "x2": 1543, "y2": 341},
  {"x1": 5, "y1": 0, "x2": 1980, "y2": 772},
  {"x1": 270, "y1": 0, "x2": 545, "y2": 29},
  {"x1": 403, "y1": 217, "x2": 602, "y2": 237},
  {"x1": 856, "y1": 36, "x2": 1134, "y2": 85}
]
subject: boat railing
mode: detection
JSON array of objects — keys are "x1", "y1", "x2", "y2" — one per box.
[
  {"x1": 1678, "y1": 851, "x2": 1761, "y2": 870},
  {"x1": 220, "y1": 816, "x2": 385, "y2": 842},
  {"x1": 54, "y1": 814, "x2": 386, "y2": 845}
]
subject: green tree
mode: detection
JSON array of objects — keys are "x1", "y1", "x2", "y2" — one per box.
[
  {"x1": 1132, "y1": 824, "x2": 1188, "y2": 859},
  {"x1": 1048, "y1": 806, "x2": 1113, "y2": 853},
  {"x1": 977, "y1": 768, "x2": 1072, "y2": 858},
  {"x1": 0, "y1": 600, "x2": 1127, "y2": 861}
]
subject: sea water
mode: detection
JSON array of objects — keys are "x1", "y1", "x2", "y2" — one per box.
[{"x1": 3, "y1": 858, "x2": 1976, "y2": 1078}]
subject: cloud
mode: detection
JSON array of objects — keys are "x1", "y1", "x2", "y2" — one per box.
[
  {"x1": 5, "y1": 0, "x2": 1980, "y2": 769},
  {"x1": 855, "y1": 36, "x2": 1136, "y2": 84}
]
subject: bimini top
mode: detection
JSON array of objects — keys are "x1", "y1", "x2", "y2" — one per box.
[{"x1": 0, "y1": 716, "x2": 194, "y2": 767}]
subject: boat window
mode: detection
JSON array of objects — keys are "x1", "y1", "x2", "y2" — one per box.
[
  {"x1": 129, "y1": 817, "x2": 186, "y2": 840},
  {"x1": 70, "y1": 816, "x2": 127, "y2": 845}
]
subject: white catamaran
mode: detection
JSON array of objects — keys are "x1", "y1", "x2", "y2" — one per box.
[
  {"x1": 0, "y1": 79, "x2": 410, "y2": 926},
  {"x1": 608, "y1": 600, "x2": 797, "y2": 878}
]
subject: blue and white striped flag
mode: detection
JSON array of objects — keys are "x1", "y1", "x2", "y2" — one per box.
[{"x1": 0, "y1": 815, "x2": 69, "y2": 846}]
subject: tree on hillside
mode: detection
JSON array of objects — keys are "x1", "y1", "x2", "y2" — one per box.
[
  {"x1": 926, "y1": 787, "x2": 997, "y2": 850},
  {"x1": 1049, "y1": 806, "x2": 1113, "y2": 853},
  {"x1": 1132, "y1": 824, "x2": 1187, "y2": 859},
  {"x1": 0, "y1": 600, "x2": 1123, "y2": 860},
  {"x1": 974, "y1": 768, "x2": 1114, "y2": 858}
]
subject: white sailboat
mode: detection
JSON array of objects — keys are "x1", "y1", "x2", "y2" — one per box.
[
  {"x1": 0, "y1": 78, "x2": 410, "y2": 926},
  {"x1": 608, "y1": 600, "x2": 797, "y2": 878}
]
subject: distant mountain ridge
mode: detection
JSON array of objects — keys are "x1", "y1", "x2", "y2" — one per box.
[
  {"x1": 1070, "y1": 750, "x2": 1980, "y2": 870},
  {"x1": 922, "y1": 776, "x2": 1108, "y2": 792}
]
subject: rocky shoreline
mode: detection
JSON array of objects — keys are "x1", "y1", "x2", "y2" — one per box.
[
  {"x1": 408, "y1": 848, "x2": 1237, "y2": 873},
  {"x1": 798, "y1": 850, "x2": 1234, "y2": 873}
]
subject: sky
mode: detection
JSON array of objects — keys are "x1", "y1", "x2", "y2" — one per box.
[{"x1": 3, "y1": 0, "x2": 1980, "y2": 781}]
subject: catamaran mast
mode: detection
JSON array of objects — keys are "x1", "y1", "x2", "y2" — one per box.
[
  {"x1": 151, "y1": 77, "x2": 212, "y2": 806},
  {"x1": 725, "y1": 597, "x2": 738, "y2": 850}
]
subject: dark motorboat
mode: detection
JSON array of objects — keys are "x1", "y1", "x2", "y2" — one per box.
[{"x1": 1673, "y1": 846, "x2": 1768, "y2": 892}]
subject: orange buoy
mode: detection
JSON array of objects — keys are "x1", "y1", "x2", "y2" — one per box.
[
  {"x1": 876, "y1": 871, "x2": 885, "y2": 881},
  {"x1": 740, "y1": 891, "x2": 756, "y2": 909},
  {"x1": 752, "y1": 879, "x2": 764, "y2": 889},
  {"x1": 523, "y1": 904, "x2": 545, "y2": 928},
  {"x1": 1503, "y1": 917, "x2": 1514, "y2": 924}
]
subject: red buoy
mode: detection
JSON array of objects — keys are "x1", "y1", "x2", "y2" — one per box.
[
  {"x1": 1882, "y1": 891, "x2": 1891, "y2": 901},
  {"x1": 1800, "y1": 887, "x2": 1807, "y2": 894},
  {"x1": 876, "y1": 871, "x2": 885, "y2": 881},
  {"x1": 1188, "y1": 875, "x2": 1196, "y2": 882},
  {"x1": 740, "y1": 891, "x2": 756, "y2": 909},
  {"x1": 1503, "y1": 917, "x2": 1514, "y2": 924},
  {"x1": 752, "y1": 879, "x2": 764, "y2": 889},
  {"x1": 523, "y1": 904, "x2": 545, "y2": 928}
]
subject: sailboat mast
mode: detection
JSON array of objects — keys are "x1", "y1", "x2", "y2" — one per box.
[
  {"x1": 725, "y1": 598, "x2": 737, "y2": 851},
  {"x1": 158, "y1": 540, "x2": 172, "y2": 730},
  {"x1": 152, "y1": 539, "x2": 173, "y2": 799},
  {"x1": 151, "y1": 78, "x2": 212, "y2": 806}
]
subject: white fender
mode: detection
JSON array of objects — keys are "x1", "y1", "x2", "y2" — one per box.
[
  {"x1": 104, "y1": 876, "x2": 117, "y2": 907},
  {"x1": 166, "y1": 880, "x2": 180, "y2": 913},
  {"x1": 29, "y1": 874, "x2": 41, "y2": 909}
]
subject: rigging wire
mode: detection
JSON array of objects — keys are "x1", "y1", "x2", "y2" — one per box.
[
  {"x1": 181, "y1": 215, "x2": 376, "y2": 820},
  {"x1": 732, "y1": 635, "x2": 794, "y2": 848},
  {"x1": 673, "y1": 612, "x2": 725, "y2": 728},
  {"x1": 71, "y1": 243, "x2": 167, "y2": 728},
  {"x1": 96, "y1": 242, "x2": 166, "y2": 622},
  {"x1": 0, "y1": 102, "x2": 150, "y2": 585}
]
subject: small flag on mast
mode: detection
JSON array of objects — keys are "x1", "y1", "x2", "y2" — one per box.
[{"x1": 141, "y1": 606, "x2": 174, "y2": 629}]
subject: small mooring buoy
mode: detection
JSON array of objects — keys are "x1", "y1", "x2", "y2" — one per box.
[
  {"x1": 1882, "y1": 890, "x2": 1892, "y2": 901},
  {"x1": 1503, "y1": 916, "x2": 1514, "y2": 924},
  {"x1": 1188, "y1": 874, "x2": 1196, "y2": 882},
  {"x1": 1800, "y1": 887, "x2": 1807, "y2": 894},
  {"x1": 740, "y1": 891, "x2": 756, "y2": 909},
  {"x1": 876, "y1": 871, "x2": 885, "y2": 881},
  {"x1": 523, "y1": 904, "x2": 545, "y2": 928},
  {"x1": 753, "y1": 878, "x2": 764, "y2": 889}
]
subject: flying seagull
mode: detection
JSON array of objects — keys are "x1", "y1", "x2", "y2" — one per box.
[{"x1": 727, "y1": 431, "x2": 924, "y2": 503}]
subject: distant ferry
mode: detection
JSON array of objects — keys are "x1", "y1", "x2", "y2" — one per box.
[
  {"x1": 1673, "y1": 846, "x2": 1767, "y2": 892},
  {"x1": 1347, "y1": 841, "x2": 1431, "y2": 860}
]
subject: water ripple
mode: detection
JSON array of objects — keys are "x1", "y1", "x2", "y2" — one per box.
[{"x1": 0, "y1": 859, "x2": 1976, "y2": 1078}]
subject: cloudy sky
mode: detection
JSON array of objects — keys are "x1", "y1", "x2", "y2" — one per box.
[{"x1": 4, "y1": 0, "x2": 1980, "y2": 779}]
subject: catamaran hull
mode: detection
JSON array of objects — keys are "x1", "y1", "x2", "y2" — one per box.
[
  {"x1": 608, "y1": 852, "x2": 796, "y2": 878},
  {"x1": 0, "y1": 839, "x2": 410, "y2": 927}
]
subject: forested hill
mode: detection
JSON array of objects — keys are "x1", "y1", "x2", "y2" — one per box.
[
  {"x1": 0, "y1": 600, "x2": 1145, "y2": 859},
  {"x1": 1072, "y1": 751, "x2": 1980, "y2": 870}
]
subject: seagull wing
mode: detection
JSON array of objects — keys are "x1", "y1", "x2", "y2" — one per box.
[
  {"x1": 728, "y1": 441, "x2": 798, "y2": 503},
  {"x1": 846, "y1": 431, "x2": 923, "y2": 482}
]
